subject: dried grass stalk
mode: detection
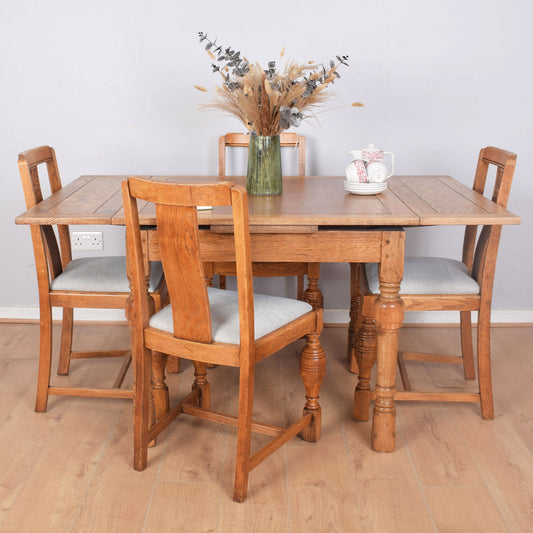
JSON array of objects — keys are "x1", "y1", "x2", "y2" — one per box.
[{"x1": 197, "y1": 33, "x2": 356, "y2": 136}]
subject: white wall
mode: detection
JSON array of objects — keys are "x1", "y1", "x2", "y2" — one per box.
[{"x1": 1, "y1": 0, "x2": 531, "y2": 320}]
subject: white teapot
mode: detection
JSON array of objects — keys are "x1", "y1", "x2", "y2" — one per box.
[{"x1": 345, "y1": 144, "x2": 394, "y2": 183}]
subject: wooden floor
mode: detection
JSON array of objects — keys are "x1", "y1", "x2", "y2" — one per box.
[{"x1": 0, "y1": 322, "x2": 532, "y2": 532}]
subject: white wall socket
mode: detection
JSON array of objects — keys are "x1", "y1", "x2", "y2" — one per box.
[{"x1": 71, "y1": 231, "x2": 103, "y2": 250}]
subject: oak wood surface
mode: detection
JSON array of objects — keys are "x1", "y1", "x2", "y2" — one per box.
[
  {"x1": 16, "y1": 175, "x2": 520, "y2": 227},
  {"x1": 15, "y1": 171, "x2": 520, "y2": 454},
  {"x1": 122, "y1": 178, "x2": 325, "y2": 501}
]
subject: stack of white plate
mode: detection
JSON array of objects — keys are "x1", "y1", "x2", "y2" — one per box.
[{"x1": 343, "y1": 180, "x2": 388, "y2": 195}]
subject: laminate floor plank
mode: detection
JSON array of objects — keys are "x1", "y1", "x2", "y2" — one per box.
[
  {"x1": 0, "y1": 399, "x2": 123, "y2": 532},
  {"x1": 0, "y1": 323, "x2": 532, "y2": 532},
  {"x1": 424, "y1": 486, "x2": 509, "y2": 532},
  {"x1": 286, "y1": 445, "x2": 363, "y2": 533},
  {"x1": 489, "y1": 328, "x2": 533, "y2": 452},
  {"x1": 217, "y1": 433, "x2": 290, "y2": 531},
  {"x1": 70, "y1": 407, "x2": 159, "y2": 533},
  {"x1": 0, "y1": 389, "x2": 68, "y2": 524},
  {"x1": 144, "y1": 481, "x2": 220, "y2": 533},
  {"x1": 456, "y1": 413, "x2": 533, "y2": 532},
  {"x1": 399, "y1": 403, "x2": 486, "y2": 488},
  {"x1": 0, "y1": 357, "x2": 36, "y2": 424},
  {"x1": 343, "y1": 418, "x2": 436, "y2": 532}
]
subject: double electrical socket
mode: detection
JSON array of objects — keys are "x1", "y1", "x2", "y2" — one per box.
[{"x1": 71, "y1": 231, "x2": 103, "y2": 250}]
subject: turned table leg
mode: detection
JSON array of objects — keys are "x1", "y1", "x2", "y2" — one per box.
[
  {"x1": 352, "y1": 314, "x2": 377, "y2": 421},
  {"x1": 347, "y1": 263, "x2": 362, "y2": 373},
  {"x1": 371, "y1": 230, "x2": 405, "y2": 452},
  {"x1": 303, "y1": 262, "x2": 323, "y2": 309},
  {"x1": 299, "y1": 327, "x2": 326, "y2": 442}
]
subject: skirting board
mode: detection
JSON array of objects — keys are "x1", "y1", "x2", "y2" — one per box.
[
  {"x1": 325, "y1": 309, "x2": 533, "y2": 325},
  {"x1": 1, "y1": 307, "x2": 533, "y2": 325}
]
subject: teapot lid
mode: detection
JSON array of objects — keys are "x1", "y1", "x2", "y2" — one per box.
[{"x1": 348, "y1": 144, "x2": 381, "y2": 158}]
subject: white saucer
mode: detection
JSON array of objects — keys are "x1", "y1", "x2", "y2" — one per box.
[{"x1": 344, "y1": 180, "x2": 388, "y2": 195}]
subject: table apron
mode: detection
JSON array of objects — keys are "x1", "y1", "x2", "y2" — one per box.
[{"x1": 144, "y1": 229, "x2": 387, "y2": 263}]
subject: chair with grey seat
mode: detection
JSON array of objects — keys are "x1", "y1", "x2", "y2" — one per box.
[
  {"x1": 349, "y1": 146, "x2": 517, "y2": 421},
  {"x1": 122, "y1": 176, "x2": 325, "y2": 501},
  {"x1": 18, "y1": 146, "x2": 166, "y2": 411}
]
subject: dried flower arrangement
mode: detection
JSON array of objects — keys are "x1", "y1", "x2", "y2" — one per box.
[{"x1": 195, "y1": 32, "x2": 362, "y2": 136}]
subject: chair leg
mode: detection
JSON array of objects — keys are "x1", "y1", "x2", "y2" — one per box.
[
  {"x1": 299, "y1": 332, "x2": 326, "y2": 442},
  {"x1": 35, "y1": 305, "x2": 53, "y2": 412},
  {"x1": 192, "y1": 361, "x2": 210, "y2": 410},
  {"x1": 353, "y1": 315, "x2": 377, "y2": 421},
  {"x1": 460, "y1": 311, "x2": 476, "y2": 380},
  {"x1": 219, "y1": 274, "x2": 227, "y2": 290},
  {"x1": 296, "y1": 274, "x2": 305, "y2": 300},
  {"x1": 347, "y1": 263, "x2": 362, "y2": 373},
  {"x1": 133, "y1": 347, "x2": 152, "y2": 471},
  {"x1": 152, "y1": 351, "x2": 169, "y2": 420},
  {"x1": 165, "y1": 356, "x2": 181, "y2": 374},
  {"x1": 57, "y1": 307, "x2": 74, "y2": 375},
  {"x1": 233, "y1": 359, "x2": 255, "y2": 502},
  {"x1": 477, "y1": 308, "x2": 494, "y2": 419}
]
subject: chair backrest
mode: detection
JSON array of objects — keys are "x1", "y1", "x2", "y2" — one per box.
[
  {"x1": 18, "y1": 146, "x2": 71, "y2": 286},
  {"x1": 218, "y1": 132, "x2": 306, "y2": 176},
  {"x1": 462, "y1": 146, "x2": 517, "y2": 295},
  {"x1": 122, "y1": 178, "x2": 255, "y2": 348}
]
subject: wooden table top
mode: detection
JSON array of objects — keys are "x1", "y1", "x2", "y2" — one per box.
[{"x1": 15, "y1": 175, "x2": 520, "y2": 228}]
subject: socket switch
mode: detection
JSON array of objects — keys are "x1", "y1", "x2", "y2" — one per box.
[{"x1": 71, "y1": 231, "x2": 103, "y2": 250}]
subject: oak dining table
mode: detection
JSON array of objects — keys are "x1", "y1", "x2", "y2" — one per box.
[{"x1": 15, "y1": 174, "x2": 521, "y2": 452}]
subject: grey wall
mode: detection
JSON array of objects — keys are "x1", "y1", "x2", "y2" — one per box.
[{"x1": 1, "y1": 0, "x2": 531, "y2": 320}]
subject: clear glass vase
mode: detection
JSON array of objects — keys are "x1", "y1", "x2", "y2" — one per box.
[{"x1": 246, "y1": 133, "x2": 282, "y2": 196}]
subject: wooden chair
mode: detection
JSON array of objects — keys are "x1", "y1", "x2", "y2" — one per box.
[
  {"x1": 122, "y1": 177, "x2": 325, "y2": 502},
  {"x1": 18, "y1": 146, "x2": 166, "y2": 412},
  {"x1": 350, "y1": 146, "x2": 517, "y2": 420},
  {"x1": 215, "y1": 132, "x2": 321, "y2": 305}
]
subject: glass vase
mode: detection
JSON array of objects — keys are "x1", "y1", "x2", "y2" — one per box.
[{"x1": 246, "y1": 133, "x2": 282, "y2": 196}]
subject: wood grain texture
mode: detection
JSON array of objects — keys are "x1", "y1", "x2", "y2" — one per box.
[
  {"x1": 16, "y1": 174, "x2": 519, "y2": 228},
  {"x1": 424, "y1": 487, "x2": 508, "y2": 533},
  {"x1": 1, "y1": 324, "x2": 532, "y2": 530},
  {"x1": 122, "y1": 178, "x2": 325, "y2": 501}
]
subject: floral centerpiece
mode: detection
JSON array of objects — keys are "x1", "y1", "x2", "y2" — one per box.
[{"x1": 195, "y1": 32, "x2": 361, "y2": 195}]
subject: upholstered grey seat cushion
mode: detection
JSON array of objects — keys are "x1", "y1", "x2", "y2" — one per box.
[
  {"x1": 149, "y1": 287, "x2": 313, "y2": 344},
  {"x1": 51, "y1": 256, "x2": 163, "y2": 293},
  {"x1": 365, "y1": 257, "x2": 480, "y2": 295}
]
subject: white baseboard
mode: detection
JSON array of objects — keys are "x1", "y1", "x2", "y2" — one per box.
[
  {"x1": 323, "y1": 309, "x2": 533, "y2": 325},
  {"x1": 2, "y1": 306, "x2": 532, "y2": 325},
  {"x1": 0, "y1": 307, "x2": 126, "y2": 322}
]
